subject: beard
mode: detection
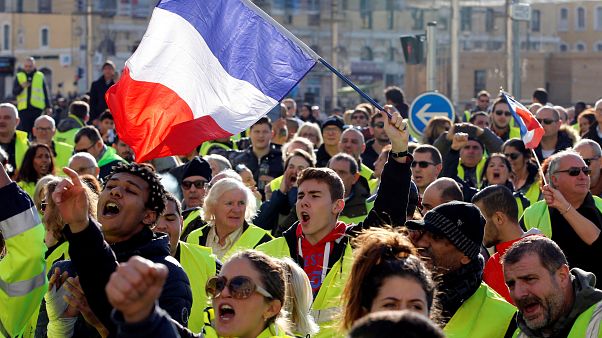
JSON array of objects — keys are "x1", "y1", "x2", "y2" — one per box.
[{"x1": 516, "y1": 288, "x2": 564, "y2": 331}]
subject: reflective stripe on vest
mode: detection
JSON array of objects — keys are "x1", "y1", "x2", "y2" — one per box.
[
  {"x1": 15, "y1": 130, "x2": 29, "y2": 171},
  {"x1": 457, "y1": 156, "x2": 487, "y2": 187},
  {"x1": 0, "y1": 207, "x2": 41, "y2": 239},
  {"x1": 586, "y1": 300, "x2": 602, "y2": 337},
  {"x1": 522, "y1": 197, "x2": 602, "y2": 238},
  {"x1": 179, "y1": 241, "x2": 215, "y2": 333},
  {"x1": 16, "y1": 72, "x2": 45, "y2": 110},
  {"x1": 0, "y1": 269, "x2": 46, "y2": 297},
  {"x1": 444, "y1": 283, "x2": 516, "y2": 338},
  {"x1": 182, "y1": 209, "x2": 201, "y2": 235}
]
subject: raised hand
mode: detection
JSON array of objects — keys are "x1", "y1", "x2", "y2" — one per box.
[
  {"x1": 451, "y1": 132, "x2": 469, "y2": 151},
  {"x1": 382, "y1": 105, "x2": 409, "y2": 153},
  {"x1": 106, "y1": 256, "x2": 168, "y2": 323},
  {"x1": 51, "y1": 167, "x2": 90, "y2": 232}
]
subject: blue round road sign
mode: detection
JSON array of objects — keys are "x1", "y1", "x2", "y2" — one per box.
[{"x1": 409, "y1": 92, "x2": 455, "y2": 137}]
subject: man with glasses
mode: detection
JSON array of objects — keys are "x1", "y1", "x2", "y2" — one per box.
[
  {"x1": 490, "y1": 95, "x2": 521, "y2": 142},
  {"x1": 68, "y1": 152, "x2": 100, "y2": 178},
  {"x1": 411, "y1": 145, "x2": 442, "y2": 196},
  {"x1": 534, "y1": 106, "x2": 576, "y2": 162},
  {"x1": 316, "y1": 115, "x2": 346, "y2": 167},
  {"x1": 74, "y1": 126, "x2": 126, "y2": 180},
  {"x1": 350, "y1": 107, "x2": 370, "y2": 128},
  {"x1": 179, "y1": 156, "x2": 212, "y2": 240},
  {"x1": 521, "y1": 149, "x2": 602, "y2": 285},
  {"x1": 339, "y1": 127, "x2": 378, "y2": 192},
  {"x1": 361, "y1": 112, "x2": 390, "y2": 170},
  {"x1": 574, "y1": 139, "x2": 602, "y2": 196},
  {"x1": 32, "y1": 115, "x2": 74, "y2": 174}
]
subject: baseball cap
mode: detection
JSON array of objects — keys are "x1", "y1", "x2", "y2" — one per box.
[{"x1": 321, "y1": 115, "x2": 347, "y2": 133}]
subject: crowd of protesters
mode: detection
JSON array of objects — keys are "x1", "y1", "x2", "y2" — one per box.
[{"x1": 1, "y1": 56, "x2": 602, "y2": 338}]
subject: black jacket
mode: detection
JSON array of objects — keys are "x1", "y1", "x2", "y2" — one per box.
[
  {"x1": 534, "y1": 129, "x2": 576, "y2": 162},
  {"x1": 583, "y1": 123, "x2": 602, "y2": 149},
  {"x1": 89, "y1": 76, "x2": 115, "y2": 121},
  {"x1": 64, "y1": 221, "x2": 192, "y2": 336}
]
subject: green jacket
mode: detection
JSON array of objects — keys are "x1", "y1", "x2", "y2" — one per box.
[{"x1": 0, "y1": 182, "x2": 48, "y2": 337}]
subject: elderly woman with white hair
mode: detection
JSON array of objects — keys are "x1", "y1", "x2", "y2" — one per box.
[{"x1": 185, "y1": 177, "x2": 273, "y2": 261}]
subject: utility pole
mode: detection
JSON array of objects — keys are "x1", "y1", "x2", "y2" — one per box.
[
  {"x1": 86, "y1": 0, "x2": 93, "y2": 89},
  {"x1": 331, "y1": 0, "x2": 338, "y2": 110},
  {"x1": 450, "y1": 0, "x2": 459, "y2": 107},
  {"x1": 426, "y1": 21, "x2": 437, "y2": 91},
  {"x1": 506, "y1": 0, "x2": 512, "y2": 94}
]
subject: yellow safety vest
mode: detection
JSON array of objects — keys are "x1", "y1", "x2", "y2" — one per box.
[
  {"x1": 513, "y1": 300, "x2": 602, "y2": 338},
  {"x1": 185, "y1": 223, "x2": 272, "y2": 262},
  {"x1": 359, "y1": 163, "x2": 379, "y2": 193},
  {"x1": 522, "y1": 196, "x2": 602, "y2": 238},
  {"x1": 0, "y1": 190, "x2": 47, "y2": 337},
  {"x1": 14, "y1": 130, "x2": 29, "y2": 172},
  {"x1": 509, "y1": 126, "x2": 521, "y2": 139},
  {"x1": 457, "y1": 156, "x2": 487, "y2": 187},
  {"x1": 444, "y1": 283, "x2": 517, "y2": 338},
  {"x1": 523, "y1": 180, "x2": 542, "y2": 206},
  {"x1": 53, "y1": 114, "x2": 85, "y2": 147},
  {"x1": 203, "y1": 323, "x2": 293, "y2": 338},
  {"x1": 199, "y1": 141, "x2": 236, "y2": 156},
  {"x1": 53, "y1": 141, "x2": 74, "y2": 177},
  {"x1": 339, "y1": 199, "x2": 374, "y2": 225},
  {"x1": 182, "y1": 208, "x2": 202, "y2": 236},
  {"x1": 178, "y1": 241, "x2": 216, "y2": 334},
  {"x1": 23, "y1": 241, "x2": 70, "y2": 338},
  {"x1": 257, "y1": 237, "x2": 353, "y2": 338},
  {"x1": 16, "y1": 71, "x2": 46, "y2": 110},
  {"x1": 17, "y1": 181, "x2": 36, "y2": 199}
]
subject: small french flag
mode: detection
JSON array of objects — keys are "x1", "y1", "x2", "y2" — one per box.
[
  {"x1": 502, "y1": 92, "x2": 544, "y2": 149},
  {"x1": 106, "y1": 0, "x2": 317, "y2": 162}
]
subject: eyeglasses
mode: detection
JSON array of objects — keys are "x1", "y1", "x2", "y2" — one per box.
[
  {"x1": 352, "y1": 115, "x2": 367, "y2": 120},
  {"x1": 537, "y1": 118, "x2": 558, "y2": 125},
  {"x1": 35, "y1": 127, "x2": 53, "y2": 132},
  {"x1": 504, "y1": 152, "x2": 522, "y2": 160},
  {"x1": 182, "y1": 180, "x2": 208, "y2": 190},
  {"x1": 411, "y1": 161, "x2": 436, "y2": 168},
  {"x1": 373, "y1": 122, "x2": 385, "y2": 128},
  {"x1": 583, "y1": 157, "x2": 600, "y2": 166},
  {"x1": 74, "y1": 144, "x2": 95, "y2": 154},
  {"x1": 206, "y1": 275, "x2": 273, "y2": 299},
  {"x1": 495, "y1": 110, "x2": 512, "y2": 117},
  {"x1": 554, "y1": 167, "x2": 591, "y2": 176}
]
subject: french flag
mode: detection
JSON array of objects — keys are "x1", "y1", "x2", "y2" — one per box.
[
  {"x1": 106, "y1": 0, "x2": 317, "y2": 162},
  {"x1": 502, "y1": 92, "x2": 544, "y2": 149}
]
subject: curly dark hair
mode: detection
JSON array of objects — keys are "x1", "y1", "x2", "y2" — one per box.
[
  {"x1": 104, "y1": 162, "x2": 166, "y2": 215},
  {"x1": 17, "y1": 143, "x2": 54, "y2": 183}
]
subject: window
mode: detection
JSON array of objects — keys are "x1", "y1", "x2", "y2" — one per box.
[
  {"x1": 461, "y1": 7, "x2": 472, "y2": 31},
  {"x1": 474, "y1": 70, "x2": 486, "y2": 98},
  {"x1": 360, "y1": 0, "x2": 372, "y2": 29},
  {"x1": 559, "y1": 42, "x2": 568, "y2": 52},
  {"x1": 16, "y1": 0, "x2": 23, "y2": 13},
  {"x1": 531, "y1": 9, "x2": 541, "y2": 32},
  {"x1": 595, "y1": 6, "x2": 602, "y2": 31},
  {"x1": 40, "y1": 27, "x2": 49, "y2": 48},
  {"x1": 388, "y1": 47, "x2": 396, "y2": 62},
  {"x1": 575, "y1": 42, "x2": 586, "y2": 52},
  {"x1": 39, "y1": 0, "x2": 51, "y2": 13},
  {"x1": 0, "y1": 0, "x2": 5, "y2": 12},
  {"x1": 386, "y1": 0, "x2": 395, "y2": 30},
  {"x1": 360, "y1": 46, "x2": 373, "y2": 61},
  {"x1": 411, "y1": 8, "x2": 424, "y2": 30},
  {"x1": 558, "y1": 8, "x2": 568, "y2": 31},
  {"x1": 2, "y1": 24, "x2": 8, "y2": 50},
  {"x1": 576, "y1": 7, "x2": 586, "y2": 31},
  {"x1": 307, "y1": 0, "x2": 320, "y2": 26},
  {"x1": 485, "y1": 8, "x2": 495, "y2": 33},
  {"x1": 595, "y1": 41, "x2": 602, "y2": 52}
]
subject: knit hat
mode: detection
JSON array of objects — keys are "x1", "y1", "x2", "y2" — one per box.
[
  {"x1": 321, "y1": 115, "x2": 347, "y2": 133},
  {"x1": 406, "y1": 201, "x2": 485, "y2": 260},
  {"x1": 181, "y1": 156, "x2": 212, "y2": 182}
]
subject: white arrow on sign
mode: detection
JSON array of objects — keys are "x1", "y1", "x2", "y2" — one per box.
[{"x1": 416, "y1": 103, "x2": 448, "y2": 126}]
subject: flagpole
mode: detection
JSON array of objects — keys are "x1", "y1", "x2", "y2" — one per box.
[
  {"x1": 241, "y1": 0, "x2": 391, "y2": 119},
  {"x1": 530, "y1": 149, "x2": 548, "y2": 186},
  {"x1": 318, "y1": 58, "x2": 391, "y2": 119}
]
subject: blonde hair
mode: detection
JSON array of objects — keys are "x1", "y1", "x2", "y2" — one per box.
[
  {"x1": 280, "y1": 257, "x2": 319, "y2": 336},
  {"x1": 203, "y1": 178, "x2": 257, "y2": 224},
  {"x1": 297, "y1": 122, "x2": 323, "y2": 148}
]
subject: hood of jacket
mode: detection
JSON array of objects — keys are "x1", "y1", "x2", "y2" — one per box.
[
  {"x1": 57, "y1": 116, "x2": 83, "y2": 132},
  {"x1": 111, "y1": 226, "x2": 171, "y2": 262}
]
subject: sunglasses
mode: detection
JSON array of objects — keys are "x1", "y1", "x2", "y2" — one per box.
[
  {"x1": 411, "y1": 161, "x2": 436, "y2": 168},
  {"x1": 206, "y1": 275, "x2": 273, "y2": 299},
  {"x1": 495, "y1": 110, "x2": 512, "y2": 117},
  {"x1": 583, "y1": 157, "x2": 600, "y2": 166},
  {"x1": 504, "y1": 152, "x2": 522, "y2": 160},
  {"x1": 373, "y1": 122, "x2": 385, "y2": 128},
  {"x1": 74, "y1": 144, "x2": 95, "y2": 154},
  {"x1": 182, "y1": 180, "x2": 208, "y2": 190},
  {"x1": 537, "y1": 118, "x2": 558, "y2": 125},
  {"x1": 352, "y1": 115, "x2": 367, "y2": 120},
  {"x1": 554, "y1": 167, "x2": 591, "y2": 176}
]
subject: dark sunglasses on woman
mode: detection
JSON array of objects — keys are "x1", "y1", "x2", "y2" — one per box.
[{"x1": 206, "y1": 275, "x2": 273, "y2": 299}]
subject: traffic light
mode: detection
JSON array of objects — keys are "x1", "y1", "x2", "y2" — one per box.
[{"x1": 400, "y1": 35, "x2": 424, "y2": 65}]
